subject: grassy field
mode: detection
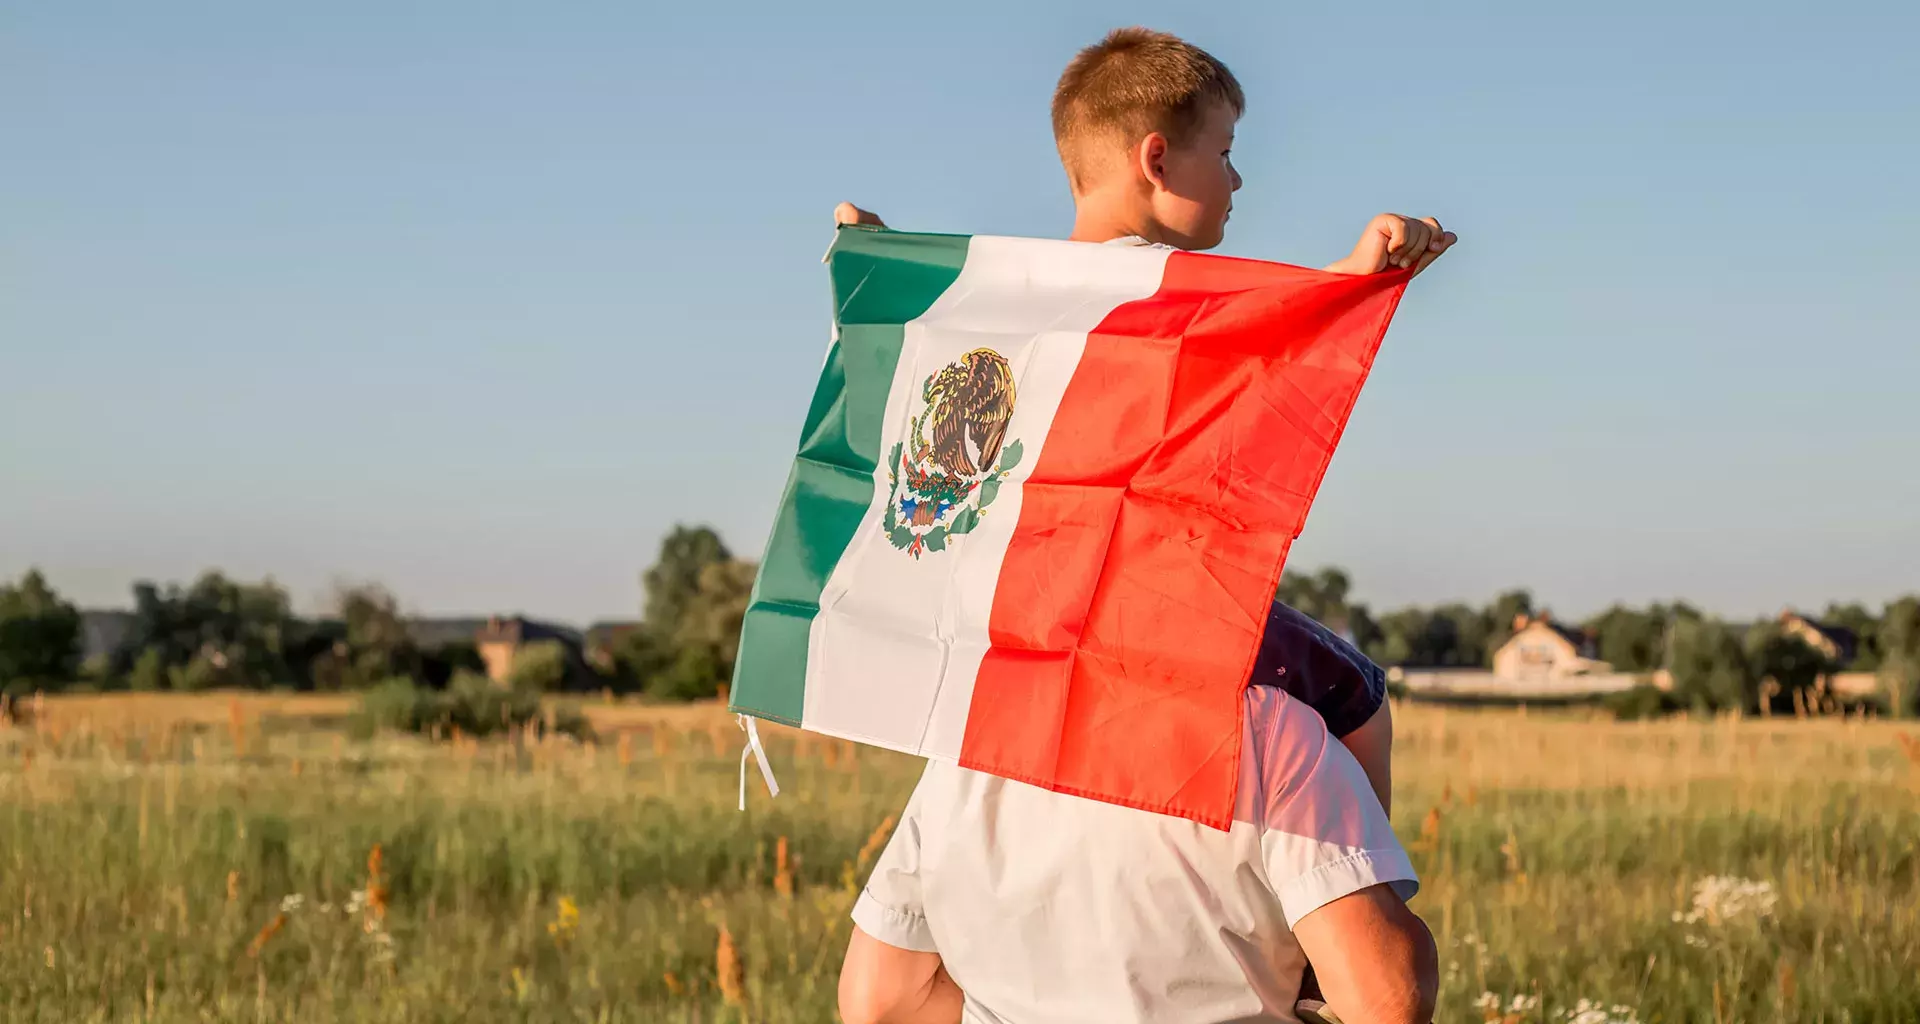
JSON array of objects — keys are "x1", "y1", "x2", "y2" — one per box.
[{"x1": 2, "y1": 693, "x2": 1917, "y2": 1023}]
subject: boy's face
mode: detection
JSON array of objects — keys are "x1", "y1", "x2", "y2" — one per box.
[{"x1": 1147, "y1": 99, "x2": 1241, "y2": 251}]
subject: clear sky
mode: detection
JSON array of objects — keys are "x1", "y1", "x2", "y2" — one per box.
[{"x1": 5, "y1": 2, "x2": 1916, "y2": 626}]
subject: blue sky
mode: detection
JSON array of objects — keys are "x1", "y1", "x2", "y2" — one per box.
[{"x1": 4, "y1": 2, "x2": 1916, "y2": 625}]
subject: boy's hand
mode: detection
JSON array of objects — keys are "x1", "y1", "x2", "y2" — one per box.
[
  {"x1": 835, "y1": 202, "x2": 888, "y2": 228},
  {"x1": 1325, "y1": 214, "x2": 1456, "y2": 277}
]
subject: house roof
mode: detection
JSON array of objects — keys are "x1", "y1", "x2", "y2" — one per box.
[
  {"x1": 1782, "y1": 612, "x2": 1859, "y2": 665},
  {"x1": 583, "y1": 621, "x2": 644, "y2": 648},
  {"x1": 477, "y1": 615, "x2": 582, "y2": 647},
  {"x1": 1540, "y1": 620, "x2": 1592, "y2": 652},
  {"x1": 1502, "y1": 616, "x2": 1596, "y2": 658},
  {"x1": 406, "y1": 617, "x2": 493, "y2": 650}
]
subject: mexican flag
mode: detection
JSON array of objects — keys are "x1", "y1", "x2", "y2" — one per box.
[{"x1": 730, "y1": 227, "x2": 1407, "y2": 828}]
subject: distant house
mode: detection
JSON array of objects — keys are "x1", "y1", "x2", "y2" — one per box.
[
  {"x1": 475, "y1": 616, "x2": 586, "y2": 685},
  {"x1": 1777, "y1": 609, "x2": 1877, "y2": 700},
  {"x1": 406, "y1": 618, "x2": 493, "y2": 653},
  {"x1": 582, "y1": 620, "x2": 644, "y2": 673},
  {"x1": 1492, "y1": 612, "x2": 1612, "y2": 682},
  {"x1": 1777, "y1": 610, "x2": 1859, "y2": 665}
]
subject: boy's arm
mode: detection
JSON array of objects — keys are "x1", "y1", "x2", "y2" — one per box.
[
  {"x1": 1324, "y1": 213, "x2": 1457, "y2": 277},
  {"x1": 838, "y1": 927, "x2": 964, "y2": 1024},
  {"x1": 835, "y1": 202, "x2": 888, "y2": 228}
]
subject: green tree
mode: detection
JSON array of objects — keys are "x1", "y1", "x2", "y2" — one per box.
[
  {"x1": 1367, "y1": 607, "x2": 1460, "y2": 667},
  {"x1": 1820, "y1": 602, "x2": 1881, "y2": 672},
  {"x1": 0, "y1": 570, "x2": 82, "y2": 691},
  {"x1": 1431, "y1": 603, "x2": 1485, "y2": 668},
  {"x1": 1275, "y1": 566, "x2": 1384, "y2": 652},
  {"x1": 1667, "y1": 617, "x2": 1757, "y2": 712},
  {"x1": 682, "y1": 560, "x2": 758, "y2": 678},
  {"x1": 644, "y1": 557, "x2": 760, "y2": 702},
  {"x1": 614, "y1": 628, "x2": 675, "y2": 692},
  {"x1": 1276, "y1": 568, "x2": 1352, "y2": 631},
  {"x1": 649, "y1": 643, "x2": 727, "y2": 703},
  {"x1": 121, "y1": 572, "x2": 296, "y2": 688},
  {"x1": 630, "y1": 526, "x2": 758, "y2": 702},
  {"x1": 330, "y1": 583, "x2": 421, "y2": 689},
  {"x1": 643, "y1": 526, "x2": 733, "y2": 635},
  {"x1": 1481, "y1": 589, "x2": 1535, "y2": 665},
  {"x1": 1585, "y1": 604, "x2": 1668, "y2": 673},
  {"x1": 1878, "y1": 596, "x2": 1920, "y2": 717}
]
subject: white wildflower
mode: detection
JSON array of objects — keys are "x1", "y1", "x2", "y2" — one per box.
[
  {"x1": 1678, "y1": 875, "x2": 1776, "y2": 926},
  {"x1": 1556, "y1": 997, "x2": 1643, "y2": 1024},
  {"x1": 1684, "y1": 933, "x2": 1710, "y2": 949},
  {"x1": 1476, "y1": 991, "x2": 1542, "y2": 1018},
  {"x1": 363, "y1": 919, "x2": 397, "y2": 964},
  {"x1": 277, "y1": 894, "x2": 305, "y2": 914},
  {"x1": 344, "y1": 889, "x2": 369, "y2": 915}
]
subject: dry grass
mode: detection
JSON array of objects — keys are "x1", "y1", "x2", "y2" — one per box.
[{"x1": 1, "y1": 695, "x2": 1916, "y2": 1023}]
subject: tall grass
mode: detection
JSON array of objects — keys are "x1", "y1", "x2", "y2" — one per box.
[{"x1": 1, "y1": 695, "x2": 1916, "y2": 1022}]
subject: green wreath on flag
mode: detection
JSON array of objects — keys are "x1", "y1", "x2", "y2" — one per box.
[{"x1": 880, "y1": 348, "x2": 1023, "y2": 558}]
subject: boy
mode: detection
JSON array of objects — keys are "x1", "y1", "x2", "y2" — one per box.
[{"x1": 837, "y1": 27, "x2": 1453, "y2": 1024}]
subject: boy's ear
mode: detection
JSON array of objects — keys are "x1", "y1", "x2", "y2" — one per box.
[{"x1": 1137, "y1": 132, "x2": 1170, "y2": 193}]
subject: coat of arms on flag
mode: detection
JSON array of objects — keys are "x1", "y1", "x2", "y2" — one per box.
[
  {"x1": 730, "y1": 226, "x2": 1407, "y2": 828},
  {"x1": 882, "y1": 349, "x2": 1022, "y2": 558}
]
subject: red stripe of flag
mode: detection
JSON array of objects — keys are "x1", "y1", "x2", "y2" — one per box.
[{"x1": 959, "y1": 252, "x2": 1408, "y2": 828}]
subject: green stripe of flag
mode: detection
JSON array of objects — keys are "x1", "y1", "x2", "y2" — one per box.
[{"x1": 729, "y1": 227, "x2": 970, "y2": 723}]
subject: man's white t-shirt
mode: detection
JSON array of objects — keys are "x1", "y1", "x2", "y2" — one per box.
[{"x1": 852, "y1": 686, "x2": 1417, "y2": 1024}]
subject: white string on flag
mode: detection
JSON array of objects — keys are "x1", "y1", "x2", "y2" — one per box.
[{"x1": 736, "y1": 714, "x2": 780, "y2": 812}]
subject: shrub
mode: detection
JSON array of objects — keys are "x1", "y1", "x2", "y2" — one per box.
[
  {"x1": 354, "y1": 676, "x2": 434, "y2": 736},
  {"x1": 168, "y1": 653, "x2": 228, "y2": 693},
  {"x1": 351, "y1": 672, "x2": 590, "y2": 741},
  {"x1": 1882, "y1": 661, "x2": 1920, "y2": 719},
  {"x1": 647, "y1": 644, "x2": 726, "y2": 703},
  {"x1": 128, "y1": 648, "x2": 168, "y2": 692},
  {"x1": 506, "y1": 640, "x2": 571, "y2": 693},
  {"x1": 1605, "y1": 683, "x2": 1684, "y2": 721}
]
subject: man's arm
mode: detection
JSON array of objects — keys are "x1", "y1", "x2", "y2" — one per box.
[
  {"x1": 1339, "y1": 701, "x2": 1394, "y2": 817},
  {"x1": 1292, "y1": 884, "x2": 1438, "y2": 1024},
  {"x1": 838, "y1": 925, "x2": 964, "y2": 1024},
  {"x1": 1253, "y1": 603, "x2": 1394, "y2": 816}
]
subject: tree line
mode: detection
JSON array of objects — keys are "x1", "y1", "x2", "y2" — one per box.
[
  {"x1": 0, "y1": 524, "x2": 755, "y2": 703},
  {"x1": 4, "y1": 530, "x2": 1916, "y2": 717},
  {"x1": 1277, "y1": 567, "x2": 1920, "y2": 716}
]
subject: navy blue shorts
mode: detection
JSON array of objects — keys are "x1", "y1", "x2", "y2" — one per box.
[{"x1": 1247, "y1": 600, "x2": 1386, "y2": 739}]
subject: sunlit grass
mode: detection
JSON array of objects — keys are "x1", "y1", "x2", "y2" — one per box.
[{"x1": 2, "y1": 695, "x2": 1916, "y2": 1022}]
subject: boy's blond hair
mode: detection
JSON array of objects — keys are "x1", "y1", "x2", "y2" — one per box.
[{"x1": 1050, "y1": 27, "x2": 1245, "y2": 192}]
